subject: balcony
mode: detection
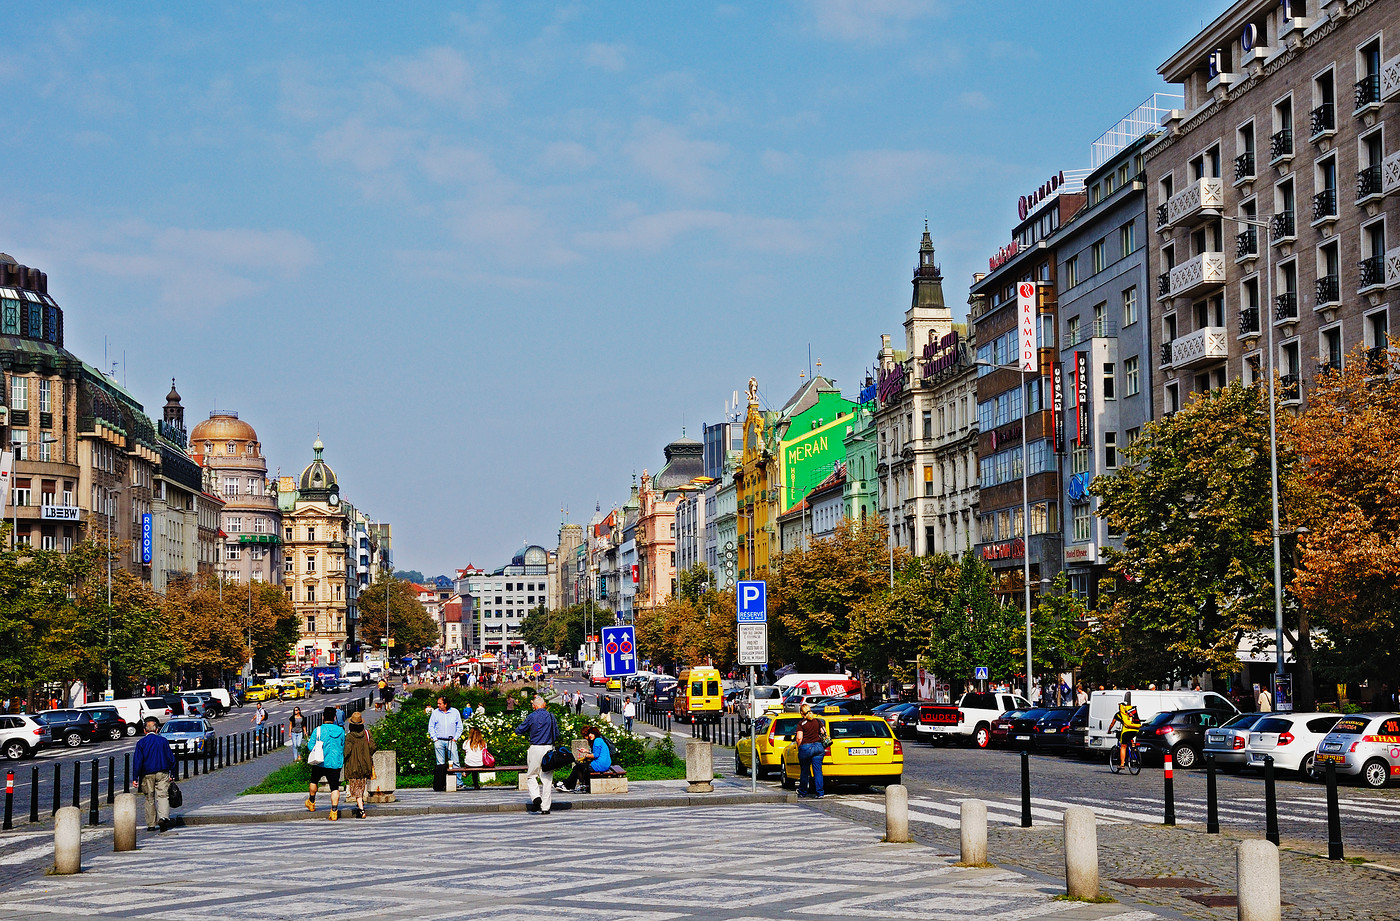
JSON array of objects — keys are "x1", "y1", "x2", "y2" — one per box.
[
  {"x1": 1270, "y1": 211, "x2": 1295, "y2": 241},
  {"x1": 1358, "y1": 164, "x2": 1384, "y2": 201},
  {"x1": 1274, "y1": 292, "x2": 1298, "y2": 322},
  {"x1": 1315, "y1": 274, "x2": 1340, "y2": 308},
  {"x1": 1311, "y1": 189, "x2": 1338, "y2": 223},
  {"x1": 1367, "y1": 347, "x2": 1390, "y2": 373},
  {"x1": 1280, "y1": 374, "x2": 1300, "y2": 402},
  {"x1": 1382, "y1": 151, "x2": 1400, "y2": 196},
  {"x1": 1164, "y1": 177, "x2": 1225, "y2": 227},
  {"x1": 1384, "y1": 54, "x2": 1400, "y2": 103},
  {"x1": 1155, "y1": 203, "x2": 1168, "y2": 229},
  {"x1": 1168, "y1": 251, "x2": 1226, "y2": 298},
  {"x1": 1316, "y1": 359, "x2": 1342, "y2": 378},
  {"x1": 1360, "y1": 255, "x2": 1386, "y2": 290},
  {"x1": 1170, "y1": 326, "x2": 1230, "y2": 369},
  {"x1": 1160, "y1": 341, "x2": 1174, "y2": 367},
  {"x1": 1235, "y1": 228, "x2": 1257, "y2": 260},
  {"x1": 1309, "y1": 103, "x2": 1335, "y2": 138},
  {"x1": 1356, "y1": 75, "x2": 1381, "y2": 112},
  {"x1": 1239, "y1": 306, "x2": 1260, "y2": 336},
  {"x1": 1157, "y1": 272, "x2": 1171, "y2": 297},
  {"x1": 1270, "y1": 129, "x2": 1293, "y2": 163},
  {"x1": 1234, "y1": 152, "x2": 1255, "y2": 183}
]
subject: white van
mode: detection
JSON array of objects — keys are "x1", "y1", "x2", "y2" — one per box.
[
  {"x1": 83, "y1": 697, "x2": 172, "y2": 734},
  {"x1": 197, "y1": 688, "x2": 233, "y2": 710},
  {"x1": 1087, "y1": 688, "x2": 1238, "y2": 754},
  {"x1": 343, "y1": 663, "x2": 370, "y2": 685}
]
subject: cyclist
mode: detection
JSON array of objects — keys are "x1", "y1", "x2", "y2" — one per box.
[{"x1": 1108, "y1": 693, "x2": 1141, "y2": 770}]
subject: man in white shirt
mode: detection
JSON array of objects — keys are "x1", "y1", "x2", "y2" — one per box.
[
  {"x1": 622, "y1": 696, "x2": 636, "y2": 734},
  {"x1": 427, "y1": 697, "x2": 464, "y2": 767}
]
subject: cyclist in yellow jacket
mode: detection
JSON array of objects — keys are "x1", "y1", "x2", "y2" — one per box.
[{"x1": 1109, "y1": 693, "x2": 1141, "y2": 770}]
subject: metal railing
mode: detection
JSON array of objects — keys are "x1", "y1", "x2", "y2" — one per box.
[
  {"x1": 1275, "y1": 292, "x2": 1298, "y2": 321},
  {"x1": 1234, "y1": 151, "x2": 1255, "y2": 182},
  {"x1": 1356, "y1": 74, "x2": 1381, "y2": 109},
  {"x1": 1360, "y1": 255, "x2": 1385, "y2": 289},
  {"x1": 1157, "y1": 272, "x2": 1171, "y2": 297},
  {"x1": 1358, "y1": 164, "x2": 1383, "y2": 199},
  {"x1": 1236, "y1": 228, "x2": 1257, "y2": 259},
  {"x1": 1315, "y1": 274, "x2": 1340, "y2": 306},
  {"x1": 1312, "y1": 188, "x2": 1338, "y2": 222},
  {"x1": 1155, "y1": 203, "x2": 1168, "y2": 228},
  {"x1": 1239, "y1": 306, "x2": 1260, "y2": 335},
  {"x1": 1310, "y1": 102, "x2": 1335, "y2": 136},
  {"x1": 1270, "y1": 129, "x2": 1293, "y2": 160},
  {"x1": 1270, "y1": 211, "x2": 1295, "y2": 240},
  {"x1": 1160, "y1": 341, "x2": 1174, "y2": 366}
]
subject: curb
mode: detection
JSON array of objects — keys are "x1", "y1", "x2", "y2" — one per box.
[{"x1": 179, "y1": 791, "x2": 795, "y2": 826}]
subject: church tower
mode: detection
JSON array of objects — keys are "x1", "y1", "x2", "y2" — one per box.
[{"x1": 906, "y1": 223, "x2": 953, "y2": 355}]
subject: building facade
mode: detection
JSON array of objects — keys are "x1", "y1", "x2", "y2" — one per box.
[
  {"x1": 456, "y1": 545, "x2": 550, "y2": 653},
  {"x1": 280, "y1": 439, "x2": 352, "y2": 665},
  {"x1": 190, "y1": 410, "x2": 282, "y2": 585}
]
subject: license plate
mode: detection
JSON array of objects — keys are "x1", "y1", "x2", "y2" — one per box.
[
  {"x1": 1206, "y1": 732, "x2": 1223, "y2": 743},
  {"x1": 1015, "y1": 735, "x2": 1030, "y2": 740},
  {"x1": 847, "y1": 747, "x2": 877, "y2": 756},
  {"x1": 1317, "y1": 753, "x2": 1345, "y2": 763},
  {"x1": 1322, "y1": 743, "x2": 1342, "y2": 752}
]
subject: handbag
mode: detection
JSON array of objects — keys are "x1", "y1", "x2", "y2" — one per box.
[
  {"x1": 482, "y1": 749, "x2": 496, "y2": 768},
  {"x1": 541, "y1": 747, "x2": 573, "y2": 772},
  {"x1": 307, "y1": 729, "x2": 326, "y2": 766},
  {"x1": 167, "y1": 781, "x2": 183, "y2": 809}
]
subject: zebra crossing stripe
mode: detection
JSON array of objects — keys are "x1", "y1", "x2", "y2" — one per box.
[{"x1": 837, "y1": 798, "x2": 960, "y2": 828}]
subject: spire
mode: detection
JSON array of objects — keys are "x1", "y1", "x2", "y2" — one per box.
[
  {"x1": 163, "y1": 378, "x2": 184, "y2": 427},
  {"x1": 313, "y1": 435, "x2": 324, "y2": 458}
]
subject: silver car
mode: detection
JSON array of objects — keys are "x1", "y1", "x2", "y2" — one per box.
[
  {"x1": 159, "y1": 718, "x2": 215, "y2": 754},
  {"x1": 1314, "y1": 713, "x2": 1400, "y2": 789},
  {"x1": 1203, "y1": 712, "x2": 1266, "y2": 772}
]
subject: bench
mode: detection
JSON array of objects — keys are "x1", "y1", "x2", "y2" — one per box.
[
  {"x1": 586, "y1": 766, "x2": 628, "y2": 794},
  {"x1": 445, "y1": 765, "x2": 526, "y2": 790}
]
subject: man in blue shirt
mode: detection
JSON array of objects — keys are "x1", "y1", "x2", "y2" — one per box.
[
  {"x1": 557, "y1": 725, "x2": 613, "y2": 794},
  {"x1": 515, "y1": 696, "x2": 558, "y2": 814},
  {"x1": 427, "y1": 697, "x2": 464, "y2": 768},
  {"x1": 131, "y1": 717, "x2": 177, "y2": 831}
]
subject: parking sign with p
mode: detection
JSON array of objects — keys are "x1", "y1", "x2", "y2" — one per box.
[{"x1": 737, "y1": 580, "x2": 766, "y2": 623}]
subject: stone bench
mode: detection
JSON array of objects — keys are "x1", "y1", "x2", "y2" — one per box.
[{"x1": 446, "y1": 765, "x2": 526, "y2": 790}]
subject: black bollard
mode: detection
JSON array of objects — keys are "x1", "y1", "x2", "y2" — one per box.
[
  {"x1": 107, "y1": 757, "x2": 115, "y2": 804},
  {"x1": 217, "y1": 736, "x2": 223, "y2": 770},
  {"x1": 1020, "y1": 749, "x2": 1032, "y2": 827},
  {"x1": 124, "y1": 753, "x2": 130, "y2": 791},
  {"x1": 71, "y1": 761, "x2": 81, "y2": 809},
  {"x1": 4, "y1": 770, "x2": 13, "y2": 830},
  {"x1": 29, "y1": 766, "x2": 39, "y2": 823},
  {"x1": 1163, "y1": 751, "x2": 1176, "y2": 826},
  {"x1": 206, "y1": 740, "x2": 213, "y2": 773},
  {"x1": 193, "y1": 745, "x2": 200, "y2": 776},
  {"x1": 1205, "y1": 754, "x2": 1219, "y2": 834},
  {"x1": 1264, "y1": 754, "x2": 1279, "y2": 845},
  {"x1": 51, "y1": 762, "x2": 60, "y2": 816},
  {"x1": 1326, "y1": 760, "x2": 1344, "y2": 860},
  {"x1": 182, "y1": 753, "x2": 189, "y2": 780},
  {"x1": 88, "y1": 759, "x2": 99, "y2": 826}
]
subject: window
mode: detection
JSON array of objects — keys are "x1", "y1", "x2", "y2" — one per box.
[
  {"x1": 228, "y1": 516, "x2": 241, "y2": 532},
  {"x1": 226, "y1": 442, "x2": 236, "y2": 455},
  {"x1": 38, "y1": 379, "x2": 50, "y2": 413},
  {"x1": 1103, "y1": 363, "x2": 1115, "y2": 400},
  {"x1": 254, "y1": 517, "x2": 266, "y2": 533},
  {"x1": 305, "y1": 555, "x2": 316, "y2": 572},
  {"x1": 922, "y1": 410, "x2": 932, "y2": 439},
  {"x1": 306, "y1": 527, "x2": 316, "y2": 542},
  {"x1": 1126, "y1": 427, "x2": 1141, "y2": 452},
  {"x1": 1072, "y1": 503, "x2": 1092, "y2": 543},
  {"x1": 1312, "y1": 67, "x2": 1335, "y2": 136},
  {"x1": 305, "y1": 616, "x2": 316, "y2": 634},
  {"x1": 924, "y1": 465, "x2": 934, "y2": 496},
  {"x1": 227, "y1": 544, "x2": 241, "y2": 560},
  {"x1": 1125, "y1": 356, "x2": 1140, "y2": 396},
  {"x1": 1093, "y1": 302, "x2": 1106, "y2": 337},
  {"x1": 1067, "y1": 316, "x2": 1081, "y2": 346},
  {"x1": 1120, "y1": 222, "x2": 1136, "y2": 258},
  {"x1": 10, "y1": 376, "x2": 26, "y2": 410},
  {"x1": 1070, "y1": 444, "x2": 1089, "y2": 476},
  {"x1": 306, "y1": 585, "x2": 316, "y2": 603},
  {"x1": 1065, "y1": 255, "x2": 1079, "y2": 287},
  {"x1": 1104, "y1": 432, "x2": 1118, "y2": 470},
  {"x1": 1122, "y1": 286, "x2": 1138, "y2": 326},
  {"x1": 247, "y1": 477, "x2": 259, "y2": 496},
  {"x1": 1321, "y1": 325, "x2": 1343, "y2": 372},
  {"x1": 1091, "y1": 240, "x2": 1106, "y2": 273},
  {"x1": 285, "y1": 558, "x2": 293, "y2": 573}
]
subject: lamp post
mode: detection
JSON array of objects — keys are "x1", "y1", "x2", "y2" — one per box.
[
  {"x1": 976, "y1": 359, "x2": 1034, "y2": 701},
  {"x1": 104, "y1": 486, "x2": 121, "y2": 701},
  {"x1": 1202, "y1": 208, "x2": 1286, "y2": 691}
]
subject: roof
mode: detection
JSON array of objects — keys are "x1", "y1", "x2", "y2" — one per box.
[
  {"x1": 654, "y1": 436, "x2": 705, "y2": 492},
  {"x1": 190, "y1": 411, "x2": 258, "y2": 445},
  {"x1": 297, "y1": 437, "x2": 338, "y2": 494}
]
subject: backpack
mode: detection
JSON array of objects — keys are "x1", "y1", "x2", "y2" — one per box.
[{"x1": 600, "y1": 735, "x2": 620, "y2": 765}]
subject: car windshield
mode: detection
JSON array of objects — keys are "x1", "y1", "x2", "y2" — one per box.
[
  {"x1": 1329, "y1": 716, "x2": 1372, "y2": 735},
  {"x1": 1000, "y1": 710, "x2": 1027, "y2": 721},
  {"x1": 1143, "y1": 711, "x2": 1177, "y2": 727},
  {"x1": 163, "y1": 721, "x2": 203, "y2": 733},
  {"x1": 830, "y1": 720, "x2": 893, "y2": 739},
  {"x1": 772, "y1": 717, "x2": 802, "y2": 737},
  {"x1": 1221, "y1": 713, "x2": 1265, "y2": 730},
  {"x1": 753, "y1": 688, "x2": 780, "y2": 699},
  {"x1": 1254, "y1": 717, "x2": 1293, "y2": 733}
]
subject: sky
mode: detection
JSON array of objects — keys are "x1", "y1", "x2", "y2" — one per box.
[{"x1": 1, "y1": 0, "x2": 1223, "y2": 577}]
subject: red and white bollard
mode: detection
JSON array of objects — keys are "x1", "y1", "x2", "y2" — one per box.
[{"x1": 1163, "y1": 752, "x2": 1176, "y2": 825}]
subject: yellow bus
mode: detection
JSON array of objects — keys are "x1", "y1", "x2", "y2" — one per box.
[{"x1": 675, "y1": 666, "x2": 724, "y2": 724}]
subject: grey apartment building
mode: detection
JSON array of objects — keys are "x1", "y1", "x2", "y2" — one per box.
[{"x1": 1147, "y1": 0, "x2": 1399, "y2": 415}]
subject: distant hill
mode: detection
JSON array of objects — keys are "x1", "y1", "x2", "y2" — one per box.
[{"x1": 394, "y1": 570, "x2": 453, "y2": 589}]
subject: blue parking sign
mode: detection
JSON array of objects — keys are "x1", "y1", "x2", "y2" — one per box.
[
  {"x1": 601, "y1": 625, "x2": 637, "y2": 677},
  {"x1": 736, "y1": 580, "x2": 766, "y2": 623}
]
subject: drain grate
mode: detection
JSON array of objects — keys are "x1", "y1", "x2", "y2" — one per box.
[
  {"x1": 1113, "y1": 878, "x2": 1212, "y2": 888},
  {"x1": 1183, "y1": 894, "x2": 1239, "y2": 908}
]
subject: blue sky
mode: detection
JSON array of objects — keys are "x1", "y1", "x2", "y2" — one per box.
[{"x1": 2, "y1": 1, "x2": 1221, "y2": 576}]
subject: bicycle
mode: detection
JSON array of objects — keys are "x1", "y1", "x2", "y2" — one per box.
[{"x1": 1109, "y1": 737, "x2": 1141, "y2": 775}]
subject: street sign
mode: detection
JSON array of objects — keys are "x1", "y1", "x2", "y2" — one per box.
[
  {"x1": 736, "y1": 580, "x2": 767, "y2": 623},
  {"x1": 974, "y1": 666, "x2": 989, "y2": 680},
  {"x1": 737, "y1": 622, "x2": 768, "y2": 665},
  {"x1": 601, "y1": 625, "x2": 637, "y2": 677}
]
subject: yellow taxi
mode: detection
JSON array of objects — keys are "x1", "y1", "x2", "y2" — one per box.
[
  {"x1": 606, "y1": 677, "x2": 622, "y2": 692},
  {"x1": 275, "y1": 679, "x2": 306, "y2": 700},
  {"x1": 779, "y1": 709, "x2": 903, "y2": 790},
  {"x1": 735, "y1": 712, "x2": 804, "y2": 780},
  {"x1": 244, "y1": 684, "x2": 275, "y2": 703}
]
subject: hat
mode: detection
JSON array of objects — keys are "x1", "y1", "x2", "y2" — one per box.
[{"x1": 349, "y1": 711, "x2": 364, "y2": 725}]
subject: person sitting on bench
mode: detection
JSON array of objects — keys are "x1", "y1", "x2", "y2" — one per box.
[{"x1": 556, "y1": 725, "x2": 612, "y2": 793}]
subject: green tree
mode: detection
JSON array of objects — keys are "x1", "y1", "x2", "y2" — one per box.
[
  {"x1": 1021, "y1": 571, "x2": 1086, "y2": 678},
  {"x1": 844, "y1": 553, "x2": 958, "y2": 685},
  {"x1": 924, "y1": 551, "x2": 1021, "y2": 687},
  {"x1": 358, "y1": 575, "x2": 438, "y2": 653}
]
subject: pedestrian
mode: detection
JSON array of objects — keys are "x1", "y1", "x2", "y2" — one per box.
[
  {"x1": 1075, "y1": 683, "x2": 1088, "y2": 706},
  {"x1": 462, "y1": 725, "x2": 493, "y2": 785},
  {"x1": 622, "y1": 696, "x2": 636, "y2": 734},
  {"x1": 1257, "y1": 684, "x2": 1272, "y2": 712},
  {"x1": 375, "y1": 679, "x2": 387, "y2": 711},
  {"x1": 288, "y1": 707, "x2": 306, "y2": 761},
  {"x1": 515, "y1": 695, "x2": 559, "y2": 815},
  {"x1": 556, "y1": 724, "x2": 611, "y2": 794},
  {"x1": 794, "y1": 703, "x2": 825, "y2": 799},
  {"x1": 342, "y1": 711, "x2": 377, "y2": 819},
  {"x1": 305, "y1": 706, "x2": 347, "y2": 820},
  {"x1": 461, "y1": 700, "x2": 474, "y2": 721},
  {"x1": 132, "y1": 716, "x2": 176, "y2": 831},
  {"x1": 334, "y1": 706, "x2": 345, "y2": 727},
  {"x1": 428, "y1": 696, "x2": 464, "y2": 769},
  {"x1": 574, "y1": 692, "x2": 583, "y2": 716},
  {"x1": 252, "y1": 702, "x2": 268, "y2": 726},
  {"x1": 505, "y1": 695, "x2": 516, "y2": 713}
]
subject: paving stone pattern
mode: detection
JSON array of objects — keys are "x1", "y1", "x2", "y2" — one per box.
[{"x1": 0, "y1": 803, "x2": 1168, "y2": 921}]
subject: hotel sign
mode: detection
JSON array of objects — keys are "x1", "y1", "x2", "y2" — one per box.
[
  {"x1": 877, "y1": 363, "x2": 907, "y2": 404},
  {"x1": 981, "y1": 538, "x2": 1025, "y2": 562},
  {"x1": 1052, "y1": 363, "x2": 1065, "y2": 454},
  {"x1": 1017, "y1": 283, "x2": 1038, "y2": 372},
  {"x1": 920, "y1": 331, "x2": 965, "y2": 379},
  {"x1": 1018, "y1": 170, "x2": 1067, "y2": 221}
]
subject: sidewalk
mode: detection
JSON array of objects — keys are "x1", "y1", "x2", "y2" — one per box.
[{"x1": 0, "y1": 800, "x2": 1170, "y2": 921}]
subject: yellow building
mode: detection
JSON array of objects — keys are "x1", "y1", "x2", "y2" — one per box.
[
  {"x1": 736, "y1": 378, "x2": 778, "y2": 580},
  {"x1": 278, "y1": 438, "x2": 351, "y2": 666}
]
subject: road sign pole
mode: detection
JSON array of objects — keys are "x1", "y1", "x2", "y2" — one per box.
[{"x1": 749, "y1": 665, "x2": 757, "y2": 794}]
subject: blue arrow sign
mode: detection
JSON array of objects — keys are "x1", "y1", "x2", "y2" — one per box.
[
  {"x1": 736, "y1": 580, "x2": 766, "y2": 623},
  {"x1": 601, "y1": 625, "x2": 637, "y2": 678}
]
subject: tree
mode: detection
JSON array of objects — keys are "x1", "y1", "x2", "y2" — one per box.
[
  {"x1": 1093, "y1": 382, "x2": 1289, "y2": 685},
  {"x1": 358, "y1": 575, "x2": 438, "y2": 653},
  {"x1": 0, "y1": 534, "x2": 90, "y2": 707},
  {"x1": 522, "y1": 603, "x2": 614, "y2": 657},
  {"x1": 843, "y1": 553, "x2": 958, "y2": 686},
  {"x1": 924, "y1": 551, "x2": 1022, "y2": 688},
  {"x1": 1022, "y1": 571, "x2": 1087, "y2": 679}
]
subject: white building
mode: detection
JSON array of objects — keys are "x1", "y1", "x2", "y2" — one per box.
[{"x1": 454, "y1": 546, "x2": 551, "y2": 654}]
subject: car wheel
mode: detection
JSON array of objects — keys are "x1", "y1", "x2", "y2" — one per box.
[
  {"x1": 734, "y1": 754, "x2": 748, "y2": 776},
  {"x1": 781, "y1": 771, "x2": 796, "y2": 791},
  {"x1": 1298, "y1": 753, "x2": 1319, "y2": 781},
  {"x1": 972, "y1": 725, "x2": 990, "y2": 749},
  {"x1": 3, "y1": 740, "x2": 27, "y2": 760},
  {"x1": 108, "y1": 727, "x2": 124, "y2": 741},
  {"x1": 64, "y1": 731, "x2": 83, "y2": 748},
  {"x1": 1171, "y1": 745, "x2": 1197, "y2": 769},
  {"x1": 1362, "y1": 759, "x2": 1391, "y2": 789},
  {"x1": 125, "y1": 724, "x2": 138, "y2": 737}
]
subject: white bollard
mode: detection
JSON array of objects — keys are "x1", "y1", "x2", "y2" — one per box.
[
  {"x1": 53, "y1": 806, "x2": 81, "y2": 874},
  {"x1": 885, "y1": 784, "x2": 910, "y2": 842},
  {"x1": 960, "y1": 799, "x2": 988, "y2": 865},
  {"x1": 685, "y1": 741, "x2": 714, "y2": 793},
  {"x1": 1063, "y1": 806, "x2": 1098, "y2": 898},
  {"x1": 113, "y1": 793, "x2": 137, "y2": 852},
  {"x1": 1237, "y1": 839, "x2": 1281, "y2": 921}
]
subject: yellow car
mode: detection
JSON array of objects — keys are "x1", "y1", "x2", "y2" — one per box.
[
  {"x1": 735, "y1": 713, "x2": 804, "y2": 780},
  {"x1": 780, "y1": 711, "x2": 903, "y2": 790},
  {"x1": 244, "y1": 684, "x2": 275, "y2": 703},
  {"x1": 607, "y1": 677, "x2": 622, "y2": 692},
  {"x1": 276, "y1": 681, "x2": 306, "y2": 700}
]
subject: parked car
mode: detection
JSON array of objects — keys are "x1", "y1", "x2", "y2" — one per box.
[
  {"x1": 924, "y1": 692, "x2": 1033, "y2": 748},
  {"x1": 34, "y1": 710, "x2": 98, "y2": 748},
  {"x1": 1313, "y1": 712, "x2": 1400, "y2": 788},
  {"x1": 1032, "y1": 705, "x2": 1085, "y2": 752},
  {"x1": 881, "y1": 702, "x2": 920, "y2": 739},
  {"x1": 1000, "y1": 707, "x2": 1062, "y2": 749},
  {"x1": 188, "y1": 691, "x2": 224, "y2": 718},
  {"x1": 1130, "y1": 709, "x2": 1231, "y2": 768},
  {"x1": 989, "y1": 709, "x2": 1034, "y2": 748},
  {"x1": 1245, "y1": 712, "x2": 1345, "y2": 777},
  {"x1": 158, "y1": 718, "x2": 216, "y2": 755},
  {"x1": 0, "y1": 714, "x2": 48, "y2": 759},
  {"x1": 1203, "y1": 712, "x2": 1268, "y2": 772},
  {"x1": 81, "y1": 706, "x2": 129, "y2": 742},
  {"x1": 1058, "y1": 704, "x2": 1091, "y2": 753}
]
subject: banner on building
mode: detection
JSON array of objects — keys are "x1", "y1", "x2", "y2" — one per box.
[
  {"x1": 1075, "y1": 350, "x2": 1091, "y2": 447},
  {"x1": 1017, "y1": 282, "x2": 1038, "y2": 372},
  {"x1": 0, "y1": 451, "x2": 11, "y2": 521},
  {"x1": 1051, "y1": 365, "x2": 1064, "y2": 454},
  {"x1": 141, "y1": 512, "x2": 153, "y2": 564}
]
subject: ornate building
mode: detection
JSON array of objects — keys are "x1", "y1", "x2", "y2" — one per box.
[
  {"x1": 280, "y1": 438, "x2": 352, "y2": 665},
  {"x1": 190, "y1": 410, "x2": 282, "y2": 585}
]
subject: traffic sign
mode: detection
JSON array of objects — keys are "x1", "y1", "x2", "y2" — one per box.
[
  {"x1": 737, "y1": 622, "x2": 768, "y2": 665},
  {"x1": 601, "y1": 625, "x2": 637, "y2": 677},
  {"x1": 974, "y1": 666, "x2": 989, "y2": 680},
  {"x1": 736, "y1": 580, "x2": 767, "y2": 623}
]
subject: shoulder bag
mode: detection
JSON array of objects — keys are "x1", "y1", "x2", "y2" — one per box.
[
  {"x1": 482, "y1": 749, "x2": 496, "y2": 768},
  {"x1": 167, "y1": 781, "x2": 183, "y2": 809},
  {"x1": 307, "y1": 727, "x2": 326, "y2": 766}
]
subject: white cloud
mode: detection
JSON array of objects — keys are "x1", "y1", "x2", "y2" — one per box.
[
  {"x1": 418, "y1": 143, "x2": 504, "y2": 186},
  {"x1": 381, "y1": 46, "x2": 481, "y2": 113},
  {"x1": 442, "y1": 200, "x2": 580, "y2": 266},
  {"x1": 623, "y1": 119, "x2": 729, "y2": 198},
  {"x1": 313, "y1": 117, "x2": 419, "y2": 174},
  {"x1": 583, "y1": 42, "x2": 627, "y2": 72},
  {"x1": 803, "y1": 0, "x2": 944, "y2": 45},
  {"x1": 828, "y1": 148, "x2": 951, "y2": 210}
]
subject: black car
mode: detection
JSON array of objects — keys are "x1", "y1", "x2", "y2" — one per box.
[
  {"x1": 880, "y1": 702, "x2": 920, "y2": 739},
  {"x1": 1031, "y1": 705, "x2": 1084, "y2": 752},
  {"x1": 1057, "y1": 704, "x2": 1091, "y2": 754},
  {"x1": 1000, "y1": 707, "x2": 1054, "y2": 748},
  {"x1": 81, "y1": 706, "x2": 128, "y2": 741},
  {"x1": 189, "y1": 692, "x2": 225, "y2": 718},
  {"x1": 35, "y1": 710, "x2": 98, "y2": 748},
  {"x1": 1133, "y1": 708, "x2": 1232, "y2": 768}
]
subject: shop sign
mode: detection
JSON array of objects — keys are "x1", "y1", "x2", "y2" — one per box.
[
  {"x1": 921, "y1": 331, "x2": 965, "y2": 379},
  {"x1": 877, "y1": 363, "x2": 907, "y2": 404},
  {"x1": 989, "y1": 421, "x2": 1022, "y2": 451},
  {"x1": 1075, "y1": 350, "x2": 1091, "y2": 447},
  {"x1": 1018, "y1": 170, "x2": 1067, "y2": 221},
  {"x1": 1052, "y1": 363, "x2": 1064, "y2": 454},
  {"x1": 1064, "y1": 544, "x2": 1098, "y2": 564},
  {"x1": 40, "y1": 505, "x2": 81, "y2": 521},
  {"x1": 988, "y1": 241, "x2": 1021, "y2": 272},
  {"x1": 980, "y1": 538, "x2": 1025, "y2": 562},
  {"x1": 141, "y1": 513, "x2": 153, "y2": 565},
  {"x1": 1018, "y1": 283, "x2": 1038, "y2": 372},
  {"x1": 858, "y1": 377, "x2": 877, "y2": 404}
]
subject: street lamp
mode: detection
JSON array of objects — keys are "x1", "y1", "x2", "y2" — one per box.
[
  {"x1": 1201, "y1": 208, "x2": 1286, "y2": 692},
  {"x1": 976, "y1": 358, "x2": 1034, "y2": 701},
  {"x1": 104, "y1": 486, "x2": 121, "y2": 700}
]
